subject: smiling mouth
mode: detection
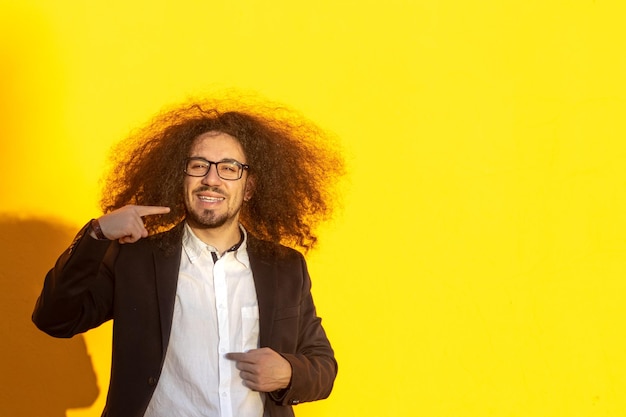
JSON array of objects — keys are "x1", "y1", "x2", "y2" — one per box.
[{"x1": 198, "y1": 196, "x2": 225, "y2": 202}]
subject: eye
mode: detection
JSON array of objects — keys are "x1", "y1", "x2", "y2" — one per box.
[
  {"x1": 220, "y1": 163, "x2": 238, "y2": 173},
  {"x1": 191, "y1": 161, "x2": 208, "y2": 169},
  {"x1": 186, "y1": 159, "x2": 210, "y2": 175}
]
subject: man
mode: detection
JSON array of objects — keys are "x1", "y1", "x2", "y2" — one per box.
[{"x1": 32, "y1": 101, "x2": 345, "y2": 417}]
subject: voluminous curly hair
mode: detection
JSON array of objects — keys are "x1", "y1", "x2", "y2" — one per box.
[{"x1": 101, "y1": 96, "x2": 346, "y2": 252}]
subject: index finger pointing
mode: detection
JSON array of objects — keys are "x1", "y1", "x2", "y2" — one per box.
[{"x1": 134, "y1": 205, "x2": 171, "y2": 217}]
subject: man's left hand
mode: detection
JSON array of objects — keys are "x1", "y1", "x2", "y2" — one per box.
[{"x1": 225, "y1": 348, "x2": 292, "y2": 392}]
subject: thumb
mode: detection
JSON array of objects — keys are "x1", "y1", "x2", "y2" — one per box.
[{"x1": 225, "y1": 352, "x2": 245, "y2": 361}]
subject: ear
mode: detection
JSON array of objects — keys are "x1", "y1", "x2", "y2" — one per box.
[{"x1": 244, "y1": 175, "x2": 255, "y2": 201}]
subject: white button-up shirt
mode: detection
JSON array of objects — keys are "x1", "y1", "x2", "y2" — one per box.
[{"x1": 144, "y1": 223, "x2": 264, "y2": 417}]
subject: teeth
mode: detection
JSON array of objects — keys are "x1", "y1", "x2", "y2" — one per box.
[{"x1": 199, "y1": 196, "x2": 224, "y2": 202}]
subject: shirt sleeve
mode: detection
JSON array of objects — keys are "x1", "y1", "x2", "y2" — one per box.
[{"x1": 267, "y1": 252, "x2": 338, "y2": 406}]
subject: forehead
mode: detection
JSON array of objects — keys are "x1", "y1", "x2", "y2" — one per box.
[{"x1": 190, "y1": 131, "x2": 246, "y2": 161}]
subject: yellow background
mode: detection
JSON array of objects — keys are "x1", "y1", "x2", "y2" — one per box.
[{"x1": 2, "y1": 0, "x2": 626, "y2": 416}]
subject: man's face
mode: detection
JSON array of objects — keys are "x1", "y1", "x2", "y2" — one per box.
[{"x1": 184, "y1": 131, "x2": 253, "y2": 231}]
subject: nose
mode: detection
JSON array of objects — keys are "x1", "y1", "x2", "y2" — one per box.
[{"x1": 201, "y1": 163, "x2": 223, "y2": 185}]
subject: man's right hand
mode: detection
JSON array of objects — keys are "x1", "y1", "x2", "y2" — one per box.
[{"x1": 90, "y1": 205, "x2": 171, "y2": 244}]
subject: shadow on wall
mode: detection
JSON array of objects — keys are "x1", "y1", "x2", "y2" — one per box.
[{"x1": 0, "y1": 216, "x2": 98, "y2": 417}]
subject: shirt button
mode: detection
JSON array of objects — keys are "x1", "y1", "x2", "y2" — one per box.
[{"x1": 147, "y1": 377, "x2": 158, "y2": 386}]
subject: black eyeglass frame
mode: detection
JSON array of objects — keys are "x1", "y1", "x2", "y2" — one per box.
[{"x1": 184, "y1": 157, "x2": 250, "y2": 181}]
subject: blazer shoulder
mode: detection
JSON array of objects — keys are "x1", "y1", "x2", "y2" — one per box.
[
  {"x1": 142, "y1": 222, "x2": 185, "y2": 255},
  {"x1": 246, "y1": 234, "x2": 304, "y2": 263}
]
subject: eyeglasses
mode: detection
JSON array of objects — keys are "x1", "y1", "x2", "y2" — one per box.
[{"x1": 184, "y1": 157, "x2": 250, "y2": 180}]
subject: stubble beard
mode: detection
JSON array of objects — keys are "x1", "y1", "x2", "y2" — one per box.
[
  {"x1": 185, "y1": 200, "x2": 243, "y2": 230},
  {"x1": 186, "y1": 207, "x2": 229, "y2": 230}
]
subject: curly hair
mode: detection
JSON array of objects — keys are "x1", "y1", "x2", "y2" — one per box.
[{"x1": 100, "y1": 96, "x2": 346, "y2": 252}]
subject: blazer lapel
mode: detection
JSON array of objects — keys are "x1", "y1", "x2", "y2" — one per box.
[
  {"x1": 152, "y1": 230, "x2": 183, "y2": 354},
  {"x1": 248, "y1": 240, "x2": 276, "y2": 348}
]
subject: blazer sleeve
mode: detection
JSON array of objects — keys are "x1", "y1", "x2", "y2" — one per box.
[
  {"x1": 32, "y1": 222, "x2": 117, "y2": 338},
  {"x1": 269, "y1": 252, "x2": 338, "y2": 406}
]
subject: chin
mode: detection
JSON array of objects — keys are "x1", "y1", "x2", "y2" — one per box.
[{"x1": 188, "y1": 210, "x2": 229, "y2": 229}]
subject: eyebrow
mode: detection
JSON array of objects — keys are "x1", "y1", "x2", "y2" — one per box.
[{"x1": 188, "y1": 157, "x2": 244, "y2": 164}]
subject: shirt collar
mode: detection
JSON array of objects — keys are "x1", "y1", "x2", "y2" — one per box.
[{"x1": 182, "y1": 222, "x2": 249, "y2": 267}]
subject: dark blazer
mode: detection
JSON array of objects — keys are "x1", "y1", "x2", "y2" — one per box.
[{"x1": 33, "y1": 223, "x2": 337, "y2": 417}]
